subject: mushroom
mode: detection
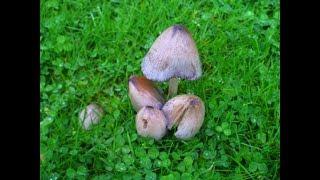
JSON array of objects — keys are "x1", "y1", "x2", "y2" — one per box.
[
  {"x1": 141, "y1": 24, "x2": 202, "y2": 97},
  {"x1": 136, "y1": 106, "x2": 167, "y2": 140},
  {"x1": 162, "y1": 95, "x2": 205, "y2": 140},
  {"x1": 79, "y1": 103, "x2": 103, "y2": 130},
  {"x1": 128, "y1": 75, "x2": 165, "y2": 111}
]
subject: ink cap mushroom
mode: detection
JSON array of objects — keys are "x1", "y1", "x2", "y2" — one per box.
[
  {"x1": 136, "y1": 106, "x2": 167, "y2": 140},
  {"x1": 79, "y1": 103, "x2": 103, "y2": 130},
  {"x1": 128, "y1": 75, "x2": 165, "y2": 111},
  {"x1": 141, "y1": 24, "x2": 202, "y2": 96},
  {"x1": 162, "y1": 95, "x2": 205, "y2": 140}
]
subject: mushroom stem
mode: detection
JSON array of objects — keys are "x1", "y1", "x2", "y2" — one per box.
[{"x1": 168, "y1": 77, "x2": 179, "y2": 97}]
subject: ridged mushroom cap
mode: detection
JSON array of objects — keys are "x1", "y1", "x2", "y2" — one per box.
[
  {"x1": 162, "y1": 95, "x2": 205, "y2": 140},
  {"x1": 141, "y1": 25, "x2": 202, "y2": 82}
]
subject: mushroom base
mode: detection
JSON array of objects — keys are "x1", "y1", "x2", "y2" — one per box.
[{"x1": 168, "y1": 77, "x2": 179, "y2": 97}]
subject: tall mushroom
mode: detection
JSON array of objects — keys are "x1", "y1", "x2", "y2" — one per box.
[{"x1": 141, "y1": 24, "x2": 202, "y2": 97}]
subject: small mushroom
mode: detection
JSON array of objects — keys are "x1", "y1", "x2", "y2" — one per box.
[
  {"x1": 162, "y1": 95, "x2": 205, "y2": 140},
  {"x1": 128, "y1": 75, "x2": 165, "y2": 111},
  {"x1": 79, "y1": 103, "x2": 103, "y2": 130},
  {"x1": 136, "y1": 106, "x2": 167, "y2": 140},
  {"x1": 141, "y1": 24, "x2": 202, "y2": 96}
]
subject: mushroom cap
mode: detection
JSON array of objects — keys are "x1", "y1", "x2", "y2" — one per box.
[
  {"x1": 79, "y1": 103, "x2": 103, "y2": 130},
  {"x1": 162, "y1": 94, "x2": 205, "y2": 140},
  {"x1": 136, "y1": 106, "x2": 167, "y2": 140},
  {"x1": 128, "y1": 75, "x2": 165, "y2": 111},
  {"x1": 141, "y1": 25, "x2": 202, "y2": 82}
]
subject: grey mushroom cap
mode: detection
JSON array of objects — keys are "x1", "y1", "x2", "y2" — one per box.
[
  {"x1": 141, "y1": 24, "x2": 202, "y2": 82},
  {"x1": 79, "y1": 103, "x2": 104, "y2": 130}
]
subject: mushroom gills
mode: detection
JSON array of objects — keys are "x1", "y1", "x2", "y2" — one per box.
[{"x1": 162, "y1": 95, "x2": 205, "y2": 139}]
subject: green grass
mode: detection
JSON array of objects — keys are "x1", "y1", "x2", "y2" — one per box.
[{"x1": 40, "y1": 0, "x2": 280, "y2": 179}]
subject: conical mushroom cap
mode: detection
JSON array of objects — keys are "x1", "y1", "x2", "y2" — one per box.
[
  {"x1": 162, "y1": 95, "x2": 205, "y2": 140},
  {"x1": 142, "y1": 25, "x2": 202, "y2": 82},
  {"x1": 128, "y1": 75, "x2": 165, "y2": 111}
]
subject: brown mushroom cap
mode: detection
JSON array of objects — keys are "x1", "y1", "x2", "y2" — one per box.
[
  {"x1": 141, "y1": 25, "x2": 202, "y2": 82},
  {"x1": 128, "y1": 75, "x2": 165, "y2": 111}
]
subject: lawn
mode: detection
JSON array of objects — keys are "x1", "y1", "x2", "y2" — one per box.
[{"x1": 40, "y1": 0, "x2": 280, "y2": 179}]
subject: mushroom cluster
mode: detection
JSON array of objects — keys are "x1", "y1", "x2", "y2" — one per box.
[{"x1": 129, "y1": 24, "x2": 205, "y2": 140}]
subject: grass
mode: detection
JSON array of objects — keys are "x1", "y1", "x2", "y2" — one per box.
[{"x1": 40, "y1": 0, "x2": 280, "y2": 179}]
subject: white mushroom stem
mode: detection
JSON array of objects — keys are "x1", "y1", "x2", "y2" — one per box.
[{"x1": 168, "y1": 77, "x2": 179, "y2": 97}]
